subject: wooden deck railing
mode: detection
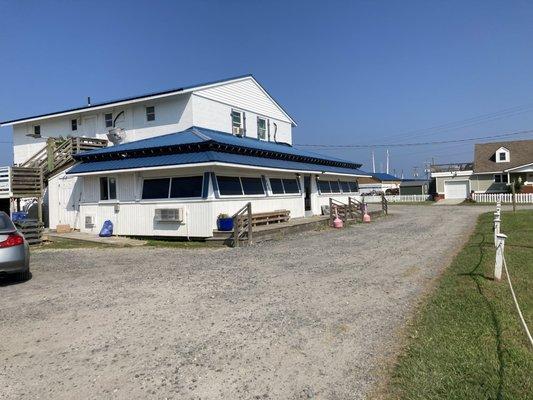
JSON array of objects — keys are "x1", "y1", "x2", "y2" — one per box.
[
  {"x1": 381, "y1": 194, "x2": 388, "y2": 215},
  {"x1": 329, "y1": 198, "x2": 349, "y2": 226},
  {"x1": 20, "y1": 137, "x2": 107, "y2": 180},
  {"x1": 232, "y1": 202, "x2": 252, "y2": 247},
  {"x1": 348, "y1": 196, "x2": 364, "y2": 221}
]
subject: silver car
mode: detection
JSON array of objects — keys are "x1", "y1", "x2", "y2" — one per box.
[{"x1": 0, "y1": 212, "x2": 30, "y2": 281}]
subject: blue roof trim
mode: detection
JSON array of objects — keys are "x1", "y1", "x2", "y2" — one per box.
[
  {"x1": 67, "y1": 150, "x2": 369, "y2": 176},
  {"x1": 74, "y1": 126, "x2": 362, "y2": 170},
  {"x1": 372, "y1": 172, "x2": 401, "y2": 181}
]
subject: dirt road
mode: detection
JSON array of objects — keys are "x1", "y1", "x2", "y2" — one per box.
[{"x1": 1, "y1": 206, "x2": 490, "y2": 399}]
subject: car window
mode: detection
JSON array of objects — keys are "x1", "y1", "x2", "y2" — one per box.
[{"x1": 0, "y1": 212, "x2": 15, "y2": 231}]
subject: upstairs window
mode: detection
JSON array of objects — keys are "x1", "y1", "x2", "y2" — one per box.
[
  {"x1": 216, "y1": 176, "x2": 265, "y2": 196},
  {"x1": 146, "y1": 106, "x2": 155, "y2": 121},
  {"x1": 100, "y1": 177, "x2": 117, "y2": 201},
  {"x1": 33, "y1": 125, "x2": 41, "y2": 137},
  {"x1": 71, "y1": 119, "x2": 78, "y2": 131},
  {"x1": 495, "y1": 147, "x2": 510, "y2": 163},
  {"x1": 231, "y1": 110, "x2": 245, "y2": 135},
  {"x1": 257, "y1": 117, "x2": 267, "y2": 140},
  {"x1": 104, "y1": 113, "x2": 113, "y2": 128}
]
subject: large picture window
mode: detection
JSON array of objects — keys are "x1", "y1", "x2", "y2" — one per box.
[
  {"x1": 100, "y1": 177, "x2": 117, "y2": 201},
  {"x1": 170, "y1": 176, "x2": 203, "y2": 198},
  {"x1": 142, "y1": 176, "x2": 204, "y2": 199},
  {"x1": 142, "y1": 178, "x2": 170, "y2": 199},
  {"x1": 318, "y1": 179, "x2": 358, "y2": 194},
  {"x1": 318, "y1": 180, "x2": 331, "y2": 193},
  {"x1": 268, "y1": 178, "x2": 300, "y2": 195},
  {"x1": 216, "y1": 176, "x2": 265, "y2": 196}
]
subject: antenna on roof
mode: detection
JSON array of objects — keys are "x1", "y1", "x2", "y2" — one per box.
[{"x1": 87, "y1": 97, "x2": 91, "y2": 107}]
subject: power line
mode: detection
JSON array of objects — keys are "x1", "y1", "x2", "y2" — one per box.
[
  {"x1": 365, "y1": 103, "x2": 533, "y2": 143},
  {"x1": 295, "y1": 129, "x2": 533, "y2": 148}
]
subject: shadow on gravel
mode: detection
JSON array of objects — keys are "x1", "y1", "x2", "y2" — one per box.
[{"x1": 0, "y1": 272, "x2": 33, "y2": 287}]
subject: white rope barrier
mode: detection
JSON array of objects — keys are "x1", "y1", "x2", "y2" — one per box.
[
  {"x1": 502, "y1": 253, "x2": 533, "y2": 348},
  {"x1": 493, "y1": 198, "x2": 533, "y2": 349}
]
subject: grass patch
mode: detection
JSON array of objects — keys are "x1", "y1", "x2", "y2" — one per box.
[
  {"x1": 34, "y1": 238, "x2": 112, "y2": 250},
  {"x1": 388, "y1": 201, "x2": 435, "y2": 206},
  {"x1": 144, "y1": 238, "x2": 217, "y2": 248},
  {"x1": 386, "y1": 210, "x2": 533, "y2": 400}
]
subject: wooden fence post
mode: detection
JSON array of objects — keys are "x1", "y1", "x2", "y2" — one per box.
[
  {"x1": 247, "y1": 202, "x2": 252, "y2": 245},
  {"x1": 494, "y1": 233, "x2": 507, "y2": 281}
]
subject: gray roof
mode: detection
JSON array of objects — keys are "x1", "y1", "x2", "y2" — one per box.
[{"x1": 474, "y1": 139, "x2": 533, "y2": 173}]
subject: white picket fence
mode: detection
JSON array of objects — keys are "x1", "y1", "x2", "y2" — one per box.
[
  {"x1": 363, "y1": 194, "x2": 430, "y2": 203},
  {"x1": 472, "y1": 193, "x2": 533, "y2": 203}
]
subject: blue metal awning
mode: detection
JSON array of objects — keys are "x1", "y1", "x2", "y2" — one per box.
[{"x1": 68, "y1": 150, "x2": 369, "y2": 176}]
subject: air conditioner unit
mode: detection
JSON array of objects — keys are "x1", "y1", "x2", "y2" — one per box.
[
  {"x1": 107, "y1": 127, "x2": 127, "y2": 145},
  {"x1": 154, "y1": 208, "x2": 184, "y2": 222},
  {"x1": 232, "y1": 126, "x2": 244, "y2": 136},
  {"x1": 85, "y1": 215, "x2": 95, "y2": 228}
]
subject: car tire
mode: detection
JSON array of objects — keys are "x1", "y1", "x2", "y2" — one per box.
[{"x1": 17, "y1": 270, "x2": 30, "y2": 282}]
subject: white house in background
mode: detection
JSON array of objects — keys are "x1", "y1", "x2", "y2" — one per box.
[
  {"x1": 0, "y1": 75, "x2": 369, "y2": 238},
  {"x1": 358, "y1": 173, "x2": 402, "y2": 194},
  {"x1": 431, "y1": 139, "x2": 533, "y2": 200}
]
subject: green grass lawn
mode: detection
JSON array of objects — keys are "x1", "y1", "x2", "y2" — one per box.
[{"x1": 386, "y1": 210, "x2": 533, "y2": 400}]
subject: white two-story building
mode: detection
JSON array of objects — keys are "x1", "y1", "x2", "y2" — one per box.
[{"x1": 1, "y1": 75, "x2": 369, "y2": 238}]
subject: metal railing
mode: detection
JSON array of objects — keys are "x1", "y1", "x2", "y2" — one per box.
[{"x1": 430, "y1": 162, "x2": 473, "y2": 173}]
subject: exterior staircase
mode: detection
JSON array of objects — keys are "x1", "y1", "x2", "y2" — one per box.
[
  {"x1": 20, "y1": 137, "x2": 108, "y2": 181},
  {"x1": 0, "y1": 137, "x2": 108, "y2": 214}
]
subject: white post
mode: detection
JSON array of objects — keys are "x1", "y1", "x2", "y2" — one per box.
[
  {"x1": 493, "y1": 216, "x2": 501, "y2": 246},
  {"x1": 494, "y1": 233, "x2": 507, "y2": 281}
]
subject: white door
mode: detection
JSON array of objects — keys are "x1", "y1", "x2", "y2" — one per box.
[
  {"x1": 445, "y1": 180, "x2": 469, "y2": 199},
  {"x1": 82, "y1": 116, "x2": 97, "y2": 137}
]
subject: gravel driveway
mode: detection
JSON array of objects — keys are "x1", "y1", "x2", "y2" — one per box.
[{"x1": 1, "y1": 206, "x2": 494, "y2": 399}]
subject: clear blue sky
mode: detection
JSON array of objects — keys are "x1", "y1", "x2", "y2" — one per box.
[{"x1": 2, "y1": 0, "x2": 533, "y2": 177}]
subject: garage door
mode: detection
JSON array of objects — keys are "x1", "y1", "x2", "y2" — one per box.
[{"x1": 444, "y1": 181, "x2": 469, "y2": 199}]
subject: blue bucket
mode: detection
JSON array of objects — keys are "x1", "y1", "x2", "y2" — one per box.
[
  {"x1": 11, "y1": 212, "x2": 28, "y2": 222},
  {"x1": 217, "y1": 217, "x2": 234, "y2": 231}
]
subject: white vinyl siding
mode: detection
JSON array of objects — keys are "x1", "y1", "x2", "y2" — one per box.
[{"x1": 194, "y1": 78, "x2": 292, "y2": 123}]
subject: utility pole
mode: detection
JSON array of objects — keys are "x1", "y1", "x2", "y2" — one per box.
[
  {"x1": 371, "y1": 150, "x2": 376, "y2": 173},
  {"x1": 401, "y1": 169, "x2": 404, "y2": 179},
  {"x1": 386, "y1": 149, "x2": 390, "y2": 174}
]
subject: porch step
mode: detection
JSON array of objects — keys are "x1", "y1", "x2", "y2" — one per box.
[{"x1": 207, "y1": 216, "x2": 329, "y2": 244}]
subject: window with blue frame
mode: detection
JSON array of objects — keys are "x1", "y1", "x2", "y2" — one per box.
[
  {"x1": 217, "y1": 176, "x2": 265, "y2": 196},
  {"x1": 268, "y1": 177, "x2": 300, "y2": 194}
]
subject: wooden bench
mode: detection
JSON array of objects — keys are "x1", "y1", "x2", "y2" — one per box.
[{"x1": 250, "y1": 210, "x2": 290, "y2": 226}]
